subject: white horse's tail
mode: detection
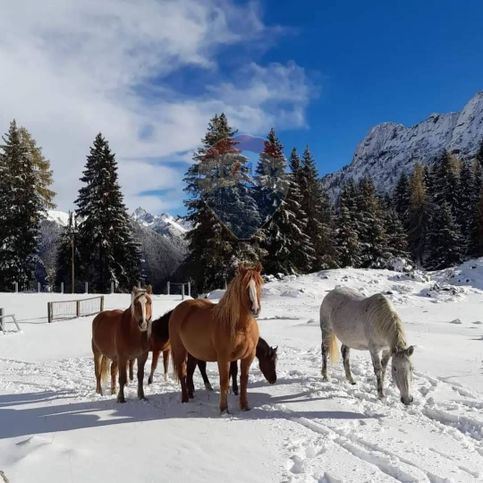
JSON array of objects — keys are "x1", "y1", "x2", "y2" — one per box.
[{"x1": 325, "y1": 332, "x2": 339, "y2": 363}]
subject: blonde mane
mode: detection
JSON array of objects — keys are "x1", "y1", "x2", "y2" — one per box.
[
  {"x1": 213, "y1": 268, "x2": 263, "y2": 339},
  {"x1": 367, "y1": 294, "x2": 407, "y2": 351}
]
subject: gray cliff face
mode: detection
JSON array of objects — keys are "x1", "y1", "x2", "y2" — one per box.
[{"x1": 323, "y1": 92, "x2": 483, "y2": 198}]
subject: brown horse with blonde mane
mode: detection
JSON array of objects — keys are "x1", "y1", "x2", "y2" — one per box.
[
  {"x1": 91, "y1": 286, "x2": 153, "y2": 402},
  {"x1": 169, "y1": 263, "x2": 263, "y2": 413}
]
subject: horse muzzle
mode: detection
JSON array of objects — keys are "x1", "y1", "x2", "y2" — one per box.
[{"x1": 401, "y1": 396, "x2": 413, "y2": 405}]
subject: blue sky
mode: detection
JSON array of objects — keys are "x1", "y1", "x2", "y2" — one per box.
[
  {"x1": 251, "y1": 0, "x2": 483, "y2": 175},
  {"x1": 1, "y1": 1, "x2": 482, "y2": 214}
]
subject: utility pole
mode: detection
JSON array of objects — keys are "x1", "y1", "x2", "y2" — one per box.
[{"x1": 67, "y1": 212, "x2": 78, "y2": 294}]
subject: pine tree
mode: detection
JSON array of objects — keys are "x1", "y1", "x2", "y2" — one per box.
[
  {"x1": 356, "y1": 177, "x2": 392, "y2": 267},
  {"x1": 456, "y1": 161, "x2": 475, "y2": 253},
  {"x1": 406, "y1": 163, "x2": 430, "y2": 266},
  {"x1": 260, "y1": 135, "x2": 314, "y2": 275},
  {"x1": 426, "y1": 203, "x2": 465, "y2": 270},
  {"x1": 336, "y1": 181, "x2": 362, "y2": 267},
  {"x1": 0, "y1": 120, "x2": 43, "y2": 290},
  {"x1": 300, "y1": 146, "x2": 336, "y2": 270},
  {"x1": 18, "y1": 127, "x2": 55, "y2": 210},
  {"x1": 473, "y1": 185, "x2": 483, "y2": 258},
  {"x1": 74, "y1": 134, "x2": 140, "y2": 292},
  {"x1": 429, "y1": 150, "x2": 460, "y2": 215},
  {"x1": 393, "y1": 171, "x2": 410, "y2": 221},
  {"x1": 184, "y1": 114, "x2": 242, "y2": 292}
]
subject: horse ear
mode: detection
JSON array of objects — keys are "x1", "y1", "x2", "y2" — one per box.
[
  {"x1": 254, "y1": 262, "x2": 262, "y2": 273},
  {"x1": 406, "y1": 345, "x2": 415, "y2": 356},
  {"x1": 132, "y1": 286, "x2": 137, "y2": 293},
  {"x1": 146, "y1": 284, "x2": 153, "y2": 294},
  {"x1": 272, "y1": 345, "x2": 278, "y2": 352}
]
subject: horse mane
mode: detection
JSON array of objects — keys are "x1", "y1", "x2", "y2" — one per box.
[
  {"x1": 213, "y1": 268, "x2": 262, "y2": 339},
  {"x1": 151, "y1": 310, "x2": 172, "y2": 341},
  {"x1": 367, "y1": 294, "x2": 407, "y2": 351}
]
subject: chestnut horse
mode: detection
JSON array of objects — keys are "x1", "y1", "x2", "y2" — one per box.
[
  {"x1": 91, "y1": 286, "x2": 153, "y2": 402},
  {"x1": 128, "y1": 311, "x2": 171, "y2": 384},
  {"x1": 169, "y1": 264, "x2": 263, "y2": 413}
]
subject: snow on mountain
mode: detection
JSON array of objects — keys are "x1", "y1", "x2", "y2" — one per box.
[
  {"x1": 45, "y1": 209, "x2": 70, "y2": 226},
  {"x1": 132, "y1": 207, "x2": 190, "y2": 240},
  {"x1": 323, "y1": 91, "x2": 483, "y2": 199}
]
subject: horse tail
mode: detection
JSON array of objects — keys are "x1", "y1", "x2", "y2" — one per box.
[
  {"x1": 100, "y1": 355, "x2": 110, "y2": 383},
  {"x1": 326, "y1": 332, "x2": 339, "y2": 363}
]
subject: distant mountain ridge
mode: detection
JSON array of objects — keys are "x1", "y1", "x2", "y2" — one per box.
[
  {"x1": 37, "y1": 208, "x2": 188, "y2": 291},
  {"x1": 323, "y1": 91, "x2": 483, "y2": 198}
]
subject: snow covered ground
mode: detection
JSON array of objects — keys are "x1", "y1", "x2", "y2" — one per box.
[{"x1": 1, "y1": 261, "x2": 483, "y2": 482}]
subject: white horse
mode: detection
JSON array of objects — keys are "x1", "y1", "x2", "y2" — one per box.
[{"x1": 320, "y1": 287, "x2": 415, "y2": 405}]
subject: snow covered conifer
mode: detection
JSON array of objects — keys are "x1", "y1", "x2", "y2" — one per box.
[
  {"x1": 0, "y1": 120, "x2": 43, "y2": 290},
  {"x1": 300, "y1": 146, "x2": 336, "y2": 270},
  {"x1": 393, "y1": 171, "x2": 410, "y2": 221},
  {"x1": 74, "y1": 133, "x2": 140, "y2": 292}
]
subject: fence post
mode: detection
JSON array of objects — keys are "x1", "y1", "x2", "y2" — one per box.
[
  {"x1": 181, "y1": 283, "x2": 185, "y2": 300},
  {"x1": 76, "y1": 300, "x2": 80, "y2": 317},
  {"x1": 61, "y1": 282, "x2": 64, "y2": 294},
  {"x1": 111, "y1": 281, "x2": 114, "y2": 294},
  {"x1": 100, "y1": 296, "x2": 105, "y2": 312},
  {"x1": 188, "y1": 281, "x2": 191, "y2": 297},
  {"x1": 167, "y1": 281, "x2": 170, "y2": 295},
  {"x1": 85, "y1": 282, "x2": 88, "y2": 294},
  {"x1": 13, "y1": 282, "x2": 18, "y2": 293},
  {"x1": 48, "y1": 302, "x2": 52, "y2": 323},
  {"x1": 37, "y1": 282, "x2": 41, "y2": 293}
]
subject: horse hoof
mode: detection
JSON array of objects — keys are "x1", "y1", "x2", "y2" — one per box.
[
  {"x1": 117, "y1": 397, "x2": 126, "y2": 403},
  {"x1": 233, "y1": 390, "x2": 239, "y2": 396},
  {"x1": 148, "y1": 378, "x2": 153, "y2": 385},
  {"x1": 240, "y1": 406, "x2": 250, "y2": 411},
  {"x1": 322, "y1": 376, "x2": 329, "y2": 382},
  {"x1": 205, "y1": 384, "x2": 214, "y2": 392},
  {"x1": 349, "y1": 381, "x2": 356, "y2": 385},
  {"x1": 138, "y1": 396, "x2": 148, "y2": 401},
  {"x1": 220, "y1": 408, "x2": 230, "y2": 415}
]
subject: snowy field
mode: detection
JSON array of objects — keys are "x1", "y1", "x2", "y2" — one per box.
[{"x1": 1, "y1": 261, "x2": 483, "y2": 482}]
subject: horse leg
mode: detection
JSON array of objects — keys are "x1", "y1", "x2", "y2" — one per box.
[
  {"x1": 137, "y1": 351, "x2": 149, "y2": 400},
  {"x1": 162, "y1": 349, "x2": 170, "y2": 382},
  {"x1": 93, "y1": 346, "x2": 103, "y2": 395},
  {"x1": 187, "y1": 354, "x2": 197, "y2": 399},
  {"x1": 117, "y1": 357, "x2": 128, "y2": 403},
  {"x1": 217, "y1": 360, "x2": 231, "y2": 414},
  {"x1": 321, "y1": 339, "x2": 329, "y2": 381},
  {"x1": 148, "y1": 350, "x2": 160, "y2": 385},
  {"x1": 230, "y1": 361, "x2": 239, "y2": 395},
  {"x1": 239, "y1": 355, "x2": 254, "y2": 411},
  {"x1": 341, "y1": 345, "x2": 356, "y2": 385},
  {"x1": 196, "y1": 359, "x2": 213, "y2": 391},
  {"x1": 128, "y1": 359, "x2": 134, "y2": 382},
  {"x1": 110, "y1": 360, "x2": 118, "y2": 395},
  {"x1": 370, "y1": 349, "x2": 384, "y2": 399},
  {"x1": 381, "y1": 349, "x2": 391, "y2": 385}
]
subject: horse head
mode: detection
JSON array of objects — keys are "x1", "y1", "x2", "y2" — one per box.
[
  {"x1": 130, "y1": 285, "x2": 153, "y2": 333},
  {"x1": 258, "y1": 344, "x2": 278, "y2": 384},
  {"x1": 391, "y1": 345, "x2": 414, "y2": 405},
  {"x1": 238, "y1": 262, "x2": 263, "y2": 318}
]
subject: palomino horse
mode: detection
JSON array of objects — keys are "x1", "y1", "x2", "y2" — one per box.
[
  {"x1": 128, "y1": 310, "x2": 171, "y2": 384},
  {"x1": 320, "y1": 287, "x2": 415, "y2": 405},
  {"x1": 92, "y1": 286, "x2": 153, "y2": 402},
  {"x1": 187, "y1": 337, "x2": 277, "y2": 397},
  {"x1": 169, "y1": 263, "x2": 263, "y2": 413}
]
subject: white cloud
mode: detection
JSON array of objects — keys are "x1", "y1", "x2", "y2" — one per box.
[{"x1": 0, "y1": 0, "x2": 315, "y2": 214}]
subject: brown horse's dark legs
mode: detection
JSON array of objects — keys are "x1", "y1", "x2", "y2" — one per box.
[
  {"x1": 162, "y1": 349, "x2": 170, "y2": 382},
  {"x1": 148, "y1": 350, "x2": 161, "y2": 385},
  {"x1": 230, "y1": 361, "x2": 239, "y2": 395},
  {"x1": 217, "y1": 360, "x2": 231, "y2": 414},
  {"x1": 137, "y1": 351, "x2": 149, "y2": 400},
  {"x1": 128, "y1": 359, "x2": 134, "y2": 382},
  {"x1": 187, "y1": 354, "x2": 198, "y2": 398},
  {"x1": 110, "y1": 361, "x2": 118, "y2": 394},
  {"x1": 196, "y1": 359, "x2": 213, "y2": 391},
  {"x1": 117, "y1": 358, "x2": 127, "y2": 403},
  {"x1": 239, "y1": 356, "x2": 254, "y2": 411}
]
